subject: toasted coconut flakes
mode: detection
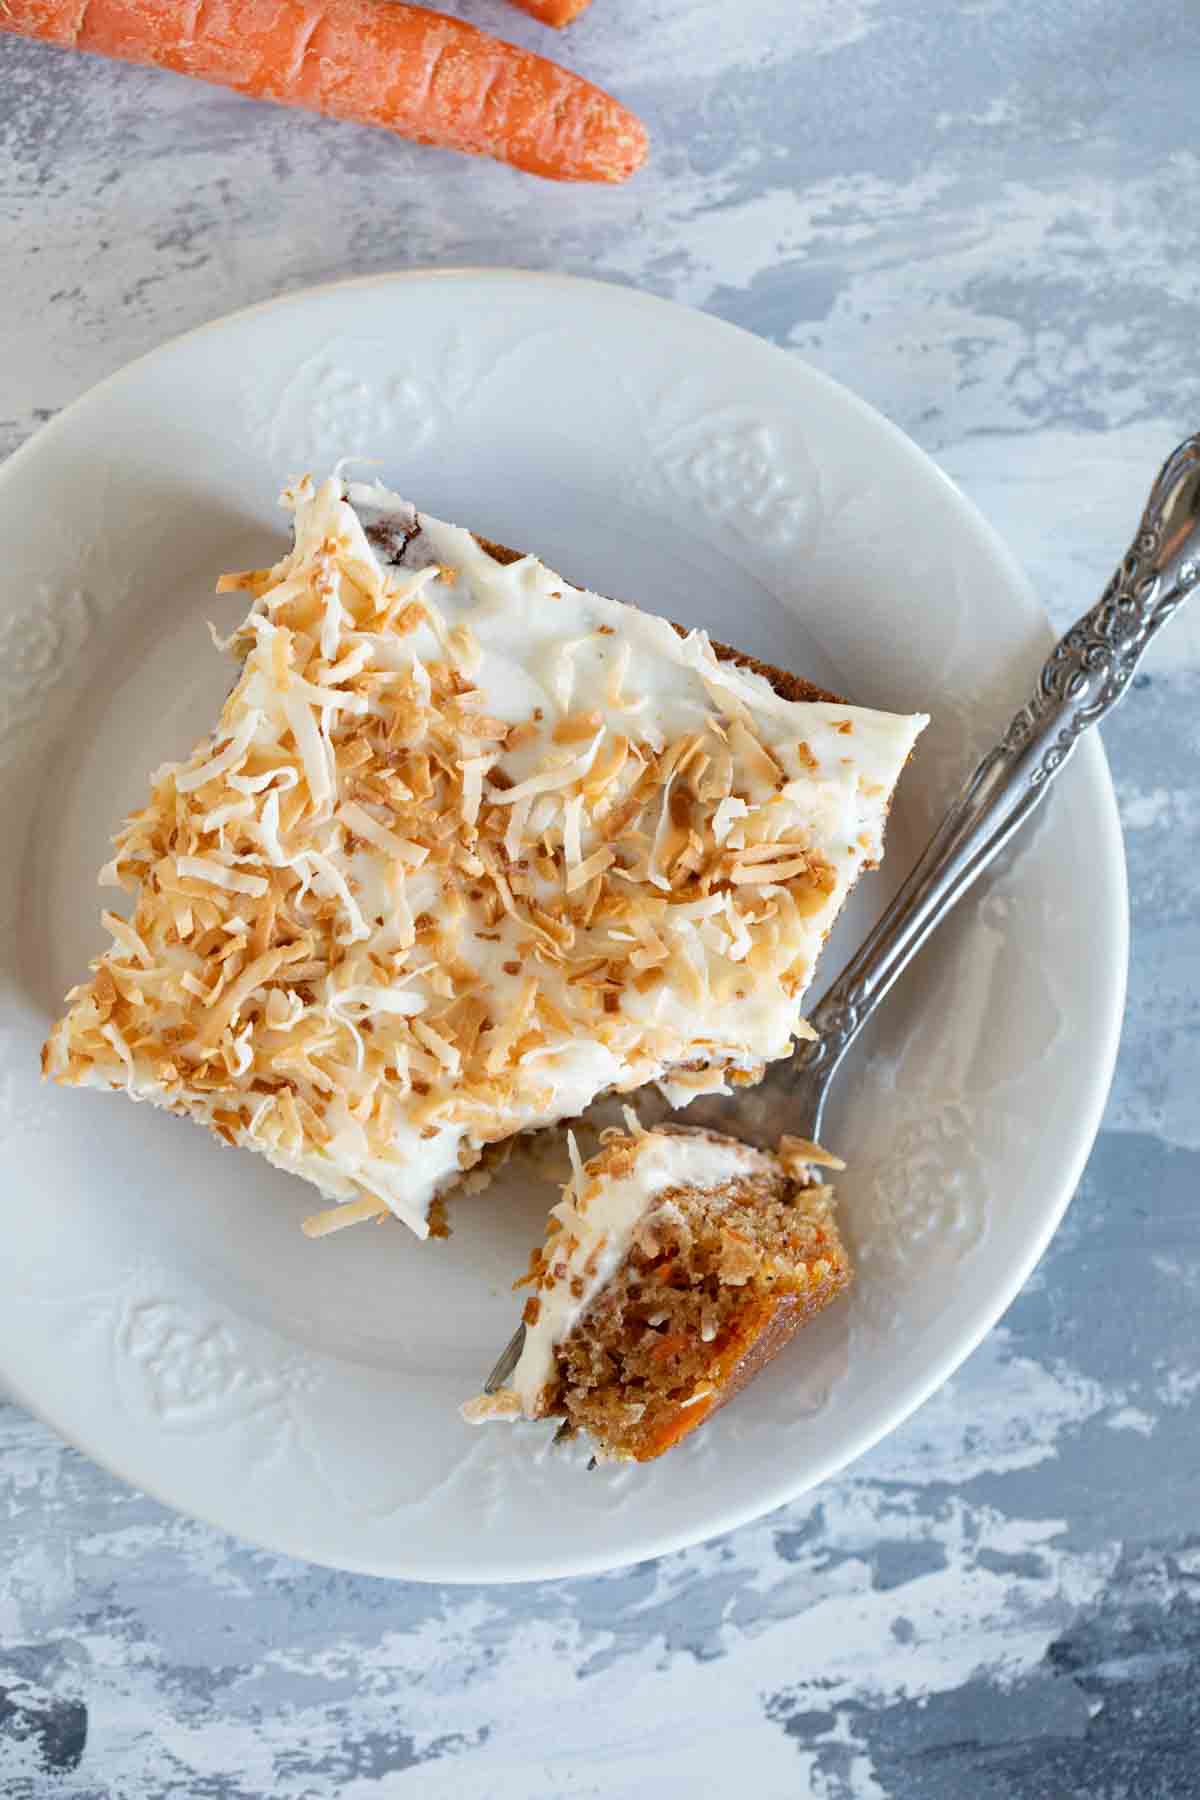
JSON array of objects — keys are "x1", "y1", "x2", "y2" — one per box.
[
  {"x1": 246, "y1": 889, "x2": 277, "y2": 963},
  {"x1": 504, "y1": 796, "x2": 532, "y2": 866},
  {"x1": 336, "y1": 800, "x2": 427, "y2": 866},
  {"x1": 553, "y1": 710, "x2": 603, "y2": 745},
  {"x1": 246, "y1": 1093, "x2": 276, "y2": 1137},
  {"x1": 459, "y1": 754, "x2": 495, "y2": 828},
  {"x1": 722, "y1": 894, "x2": 753, "y2": 962},
  {"x1": 334, "y1": 984, "x2": 427, "y2": 1019},
  {"x1": 567, "y1": 955, "x2": 609, "y2": 985},
  {"x1": 302, "y1": 1195, "x2": 387, "y2": 1238},
  {"x1": 660, "y1": 1065, "x2": 729, "y2": 1095},
  {"x1": 262, "y1": 622, "x2": 289, "y2": 689},
  {"x1": 728, "y1": 716, "x2": 783, "y2": 790},
  {"x1": 733, "y1": 840, "x2": 809, "y2": 864},
  {"x1": 330, "y1": 643, "x2": 375, "y2": 690},
  {"x1": 294, "y1": 1091, "x2": 334, "y2": 1146},
  {"x1": 671, "y1": 733, "x2": 707, "y2": 781},
  {"x1": 283, "y1": 689, "x2": 333, "y2": 812},
  {"x1": 412, "y1": 1019, "x2": 461, "y2": 1074},
  {"x1": 275, "y1": 959, "x2": 326, "y2": 982},
  {"x1": 684, "y1": 750, "x2": 711, "y2": 796},
  {"x1": 700, "y1": 672, "x2": 753, "y2": 725},
  {"x1": 604, "y1": 639, "x2": 648, "y2": 715},
  {"x1": 513, "y1": 1027, "x2": 546, "y2": 1062},
  {"x1": 504, "y1": 719, "x2": 539, "y2": 752},
  {"x1": 626, "y1": 905, "x2": 670, "y2": 966},
  {"x1": 446, "y1": 621, "x2": 481, "y2": 674},
  {"x1": 698, "y1": 743, "x2": 734, "y2": 804},
  {"x1": 286, "y1": 673, "x2": 367, "y2": 716},
  {"x1": 266, "y1": 988, "x2": 306, "y2": 1030},
  {"x1": 778, "y1": 1133, "x2": 846, "y2": 1174},
  {"x1": 385, "y1": 866, "x2": 416, "y2": 951},
  {"x1": 665, "y1": 893, "x2": 724, "y2": 923},
  {"x1": 567, "y1": 848, "x2": 615, "y2": 894},
  {"x1": 382, "y1": 594, "x2": 429, "y2": 636},
  {"x1": 630, "y1": 941, "x2": 668, "y2": 973},
  {"x1": 196, "y1": 947, "x2": 289, "y2": 1047},
  {"x1": 295, "y1": 850, "x2": 369, "y2": 943},
  {"x1": 547, "y1": 634, "x2": 594, "y2": 713},
  {"x1": 713, "y1": 796, "x2": 749, "y2": 844},
  {"x1": 665, "y1": 941, "x2": 706, "y2": 1006},
  {"x1": 174, "y1": 710, "x2": 262, "y2": 794},
  {"x1": 566, "y1": 1128, "x2": 586, "y2": 1197},
  {"x1": 90, "y1": 965, "x2": 118, "y2": 1013},
  {"x1": 532, "y1": 990, "x2": 572, "y2": 1037},
  {"x1": 328, "y1": 1001, "x2": 367, "y2": 1071},
  {"x1": 598, "y1": 793, "x2": 645, "y2": 844},
  {"x1": 529, "y1": 905, "x2": 574, "y2": 950},
  {"x1": 101, "y1": 910, "x2": 154, "y2": 968},
  {"x1": 727, "y1": 858, "x2": 813, "y2": 886},
  {"x1": 226, "y1": 1023, "x2": 255, "y2": 1078},
  {"x1": 342, "y1": 752, "x2": 379, "y2": 793},
  {"x1": 108, "y1": 969, "x2": 154, "y2": 1010},
  {"x1": 581, "y1": 733, "x2": 630, "y2": 801},
  {"x1": 456, "y1": 713, "x2": 510, "y2": 740},
  {"x1": 484, "y1": 976, "x2": 538, "y2": 1074},
  {"x1": 562, "y1": 793, "x2": 584, "y2": 869},
  {"x1": 175, "y1": 857, "x2": 270, "y2": 899},
  {"x1": 442, "y1": 993, "x2": 489, "y2": 1061},
  {"x1": 100, "y1": 1022, "x2": 137, "y2": 1090},
  {"x1": 488, "y1": 734, "x2": 602, "y2": 807},
  {"x1": 216, "y1": 566, "x2": 273, "y2": 596},
  {"x1": 201, "y1": 798, "x2": 255, "y2": 836},
  {"x1": 318, "y1": 578, "x2": 344, "y2": 666},
  {"x1": 461, "y1": 1390, "x2": 522, "y2": 1422},
  {"x1": 646, "y1": 774, "x2": 678, "y2": 893}
]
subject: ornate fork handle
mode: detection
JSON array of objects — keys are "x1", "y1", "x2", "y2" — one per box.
[{"x1": 797, "y1": 432, "x2": 1200, "y2": 1113}]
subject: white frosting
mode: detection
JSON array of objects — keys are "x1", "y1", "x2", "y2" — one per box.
[
  {"x1": 48, "y1": 474, "x2": 926, "y2": 1240},
  {"x1": 503, "y1": 1128, "x2": 771, "y2": 1417}
]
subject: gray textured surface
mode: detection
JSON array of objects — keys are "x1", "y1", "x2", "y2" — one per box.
[{"x1": 3, "y1": 2, "x2": 1199, "y2": 1794}]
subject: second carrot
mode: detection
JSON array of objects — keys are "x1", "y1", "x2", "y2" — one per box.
[{"x1": 0, "y1": 0, "x2": 647, "y2": 183}]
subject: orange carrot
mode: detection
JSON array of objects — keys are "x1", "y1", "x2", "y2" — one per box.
[
  {"x1": 0, "y1": 0, "x2": 646, "y2": 182},
  {"x1": 508, "y1": 0, "x2": 595, "y2": 26}
]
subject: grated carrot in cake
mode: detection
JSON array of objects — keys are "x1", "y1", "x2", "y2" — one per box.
[{"x1": 463, "y1": 1122, "x2": 852, "y2": 1461}]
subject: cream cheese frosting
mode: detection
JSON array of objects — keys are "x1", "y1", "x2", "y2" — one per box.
[
  {"x1": 471, "y1": 1125, "x2": 779, "y2": 1420},
  {"x1": 45, "y1": 473, "x2": 927, "y2": 1237}
]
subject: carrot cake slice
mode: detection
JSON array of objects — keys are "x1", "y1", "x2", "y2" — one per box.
[
  {"x1": 464, "y1": 1122, "x2": 850, "y2": 1459},
  {"x1": 43, "y1": 473, "x2": 926, "y2": 1238}
]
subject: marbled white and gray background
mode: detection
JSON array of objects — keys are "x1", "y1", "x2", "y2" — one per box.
[{"x1": 2, "y1": 1, "x2": 1199, "y2": 1794}]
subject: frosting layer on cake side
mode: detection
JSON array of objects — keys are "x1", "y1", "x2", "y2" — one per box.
[{"x1": 473, "y1": 1124, "x2": 781, "y2": 1419}]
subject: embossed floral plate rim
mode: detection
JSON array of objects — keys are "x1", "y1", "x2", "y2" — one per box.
[{"x1": 0, "y1": 270, "x2": 1127, "y2": 1581}]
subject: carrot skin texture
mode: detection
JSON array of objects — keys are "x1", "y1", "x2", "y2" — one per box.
[
  {"x1": 507, "y1": 0, "x2": 595, "y2": 26},
  {"x1": 0, "y1": 0, "x2": 647, "y2": 182}
]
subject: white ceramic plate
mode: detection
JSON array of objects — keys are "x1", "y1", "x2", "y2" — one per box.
[{"x1": 0, "y1": 272, "x2": 1126, "y2": 1582}]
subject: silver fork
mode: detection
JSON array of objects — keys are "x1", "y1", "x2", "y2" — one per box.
[{"x1": 484, "y1": 432, "x2": 1200, "y2": 1395}]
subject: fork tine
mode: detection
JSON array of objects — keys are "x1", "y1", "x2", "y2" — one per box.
[{"x1": 484, "y1": 1323, "x2": 526, "y2": 1393}]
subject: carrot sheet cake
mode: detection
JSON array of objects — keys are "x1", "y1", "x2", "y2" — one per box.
[{"x1": 44, "y1": 474, "x2": 927, "y2": 1238}]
